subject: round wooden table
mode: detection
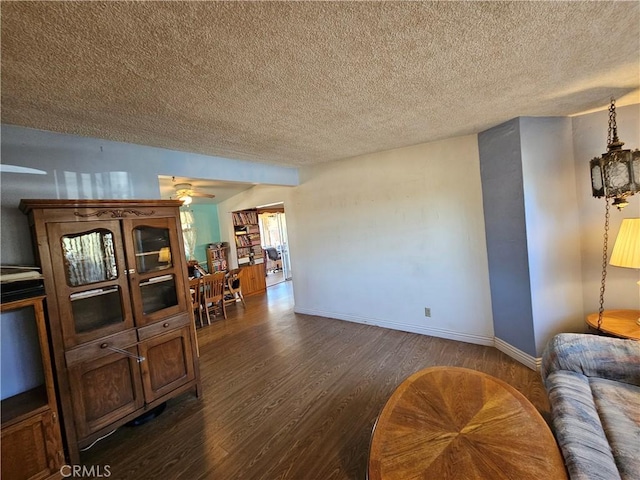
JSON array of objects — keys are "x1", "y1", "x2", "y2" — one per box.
[
  {"x1": 586, "y1": 309, "x2": 640, "y2": 340},
  {"x1": 368, "y1": 367, "x2": 567, "y2": 480}
]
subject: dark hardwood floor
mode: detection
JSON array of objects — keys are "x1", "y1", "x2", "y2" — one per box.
[{"x1": 82, "y1": 281, "x2": 550, "y2": 479}]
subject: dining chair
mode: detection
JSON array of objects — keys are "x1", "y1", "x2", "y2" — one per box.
[
  {"x1": 224, "y1": 268, "x2": 246, "y2": 308},
  {"x1": 201, "y1": 271, "x2": 227, "y2": 323},
  {"x1": 188, "y1": 277, "x2": 203, "y2": 327}
]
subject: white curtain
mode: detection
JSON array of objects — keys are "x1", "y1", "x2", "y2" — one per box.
[{"x1": 180, "y1": 209, "x2": 197, "y2": 260}]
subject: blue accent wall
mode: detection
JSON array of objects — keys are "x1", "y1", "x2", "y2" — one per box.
[
  {"x1": 478, "y1": 118, "x2": 537, "y2": 356},
  {"x1": 190, "y1": 204, "x2": 221, "y2": 267}
]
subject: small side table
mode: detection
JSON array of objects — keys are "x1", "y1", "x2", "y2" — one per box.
[{"x1": 586, "y1": 309, "x2": 640, "y2": 340}]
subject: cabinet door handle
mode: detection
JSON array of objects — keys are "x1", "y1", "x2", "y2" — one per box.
[
  {"x1": 102, "y1": 344, "x2": 146, "y2": 363},
  {"x1": 163, "y1": 322, "x2": 170, "y2": 328}
]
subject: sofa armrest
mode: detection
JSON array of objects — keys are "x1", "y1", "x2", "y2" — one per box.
[{"x1": 541, "y1": 333, "x2": 640, "y2": 387}]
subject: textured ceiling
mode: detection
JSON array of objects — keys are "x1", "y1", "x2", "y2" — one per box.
[{"x1": 2, "y1": 1, "x2": 639, "y2": 167}]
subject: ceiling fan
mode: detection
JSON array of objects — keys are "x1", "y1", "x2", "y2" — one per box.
[{"x1": 172, "y1": 181, "x2": 215, "y2": 205}]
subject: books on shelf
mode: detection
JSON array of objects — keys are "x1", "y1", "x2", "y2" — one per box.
[
  {"x1": 208, "y1": 249, "x2": 224, "y2": 260},
  {"x1": 235, "y1": 236, "x2": 250, "y2": 247},
  {"x1": 234, "y1": 226, "x2": 259, "y2": 236},
  {"x1": 206, "y1": 243, "x2": 229, "y2": 273},
  {"x1": 232, "y1": 210, "x2": 258, "y2": 226},
  {"x1": 232, "y1": 208, "x2": 265, "y2": 267},
  {"x1": 209, "y1": 259, "x2": 227, "y2": 272},
  {"x1": 234, "y1": 234, "x2": 262, "y2": 248}
]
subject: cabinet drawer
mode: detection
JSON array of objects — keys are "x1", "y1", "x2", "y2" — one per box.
[
  {"x1": 137, "y1": 313, "x2": 190, "y2": 341},
  {"x1": 65, "y1": 330, "x2": 138, "y2": 367}
]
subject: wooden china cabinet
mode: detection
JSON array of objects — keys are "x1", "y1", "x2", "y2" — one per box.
[{"x1": 20, "y1": 199, "x2": 201, "y2": 463}]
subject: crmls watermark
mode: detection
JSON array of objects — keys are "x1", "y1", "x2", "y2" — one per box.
[{"x1": 60, "y1": 464, "x2": 112, "y2": 478}]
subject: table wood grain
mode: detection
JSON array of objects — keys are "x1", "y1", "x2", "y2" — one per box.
[
  {"x1": 368, "y1": 366, "x2": 567, "y2": 480},
  {"x1": 586, "y1": 309, "x2": 640, "y2": 340}
]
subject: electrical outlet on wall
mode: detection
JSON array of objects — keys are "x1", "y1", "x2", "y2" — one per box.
[{"x1": 424, "y1": 307, "x2": 431, "y2": 317}]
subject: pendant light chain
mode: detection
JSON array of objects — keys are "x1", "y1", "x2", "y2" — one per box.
[
  {"x1": 607, "y1": 98, "x2": 616, "y2": 147},
  {"x1": 597, "y1": 98, "x2": 619, "y2": 330},
  {"x1": 597, "y1": 183, "x2": 611, "y2": 330}
]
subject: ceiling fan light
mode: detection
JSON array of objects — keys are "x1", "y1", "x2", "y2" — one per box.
[{"x1": 180, "y1": 195, "x2": 192, "y2": 205}]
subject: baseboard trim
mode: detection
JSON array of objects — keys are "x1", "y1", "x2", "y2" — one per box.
[
  {"x1": 494, "y1": 337, "x2": 541, "y2": 371},
  {"x1": 293, "y1": 307, "x2": 494, "y2": 347},
  {"x1": 294, "y1": 307, "x2": 543, "y2": 370}
]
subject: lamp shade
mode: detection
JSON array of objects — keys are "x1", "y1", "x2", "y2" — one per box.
[{"x1": 610, "y1": 218, "x2": 640, "y2": 268}]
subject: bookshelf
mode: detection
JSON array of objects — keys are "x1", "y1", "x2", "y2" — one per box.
[
  {"x1": 232, "y1": 209, "x2": 264, "y2": 266},
  {"x1": 206, "y1": 243, "x2": 229, "y2": 273}
]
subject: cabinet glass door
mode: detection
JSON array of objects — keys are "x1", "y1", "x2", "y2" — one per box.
[
  {"x1": 47, "y1": 221, "x2": 134, "y2": 348},
  {"x1": 123, "y1": 217, "x2": 187, "y2": 326}
]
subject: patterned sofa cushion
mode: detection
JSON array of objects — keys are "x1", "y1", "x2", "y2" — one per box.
[
  {"x1": 545, "y1": 370, "x2": 621, "y2": 480},
  {"x1": 591, "y1": 377, "x2": 640, "y2": 480},
  {"x1": 542, "y1": 333, "x2": 640, "y2": 480},
  {"x1": 541, "y1": 333, "x2": 640, "y2": 387}
]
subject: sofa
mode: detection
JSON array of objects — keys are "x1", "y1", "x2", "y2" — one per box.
[{"x1": 541, "y1": 333, "x2": 640, "y2": 480}]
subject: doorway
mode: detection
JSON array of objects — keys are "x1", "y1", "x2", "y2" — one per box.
[{"x1": 258, "y1": 206, "x2": 291, "y2": 288}]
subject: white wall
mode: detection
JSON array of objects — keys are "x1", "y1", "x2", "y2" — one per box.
[
  {"x1": 290, "y1": 135, "x2": 495, "y2": 344},
  {"x1": 520, "y1": 117, "x2": 584, "y2": 354},
  {"x1": 572, "y1": 104, "x2": 640, "y2": 314}
]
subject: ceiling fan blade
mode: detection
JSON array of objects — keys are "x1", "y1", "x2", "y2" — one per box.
[{"x1": 191, "y1": 191, "x2": 216, "y2": 198}]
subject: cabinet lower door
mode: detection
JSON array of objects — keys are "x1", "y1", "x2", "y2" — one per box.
[
  {"x1": 1, "y1": 411, "x2": 63, "y2": 480},
  {"x1": 68, "y1": 350, "x2": 145, "y2": 439},
  {"x1": 240, "y1": 264, "x2": 266, "y2": 296},
  {"x1": 138, "y1": 326, "x2": 196, "y2": 403}
]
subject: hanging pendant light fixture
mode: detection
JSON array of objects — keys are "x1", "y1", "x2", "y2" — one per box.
[
  {"x1": 591, "y1": 98, "x2": 640, "y2": 330},
  {"x1": 589, "y1": 98, "x2": 640, "y2": 210}
]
